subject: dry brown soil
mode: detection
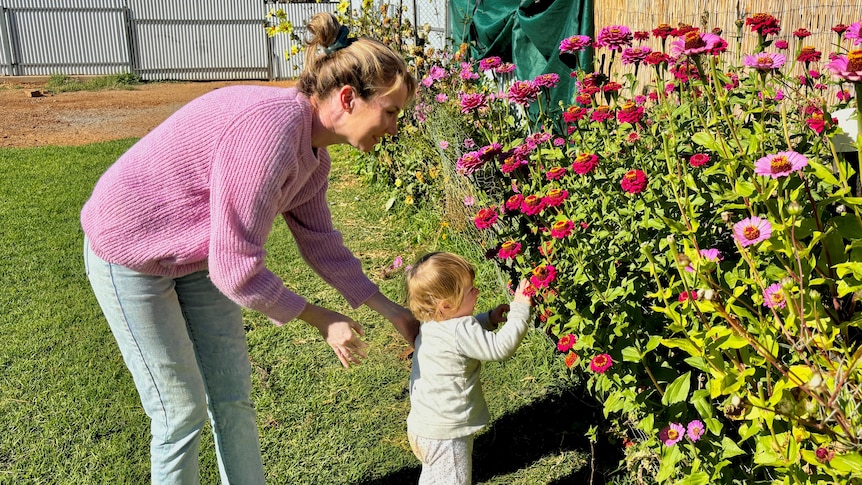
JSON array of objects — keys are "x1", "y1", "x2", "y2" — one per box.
[{"x1": 0, "y1": 79, "x2": 294, "y2": 148}]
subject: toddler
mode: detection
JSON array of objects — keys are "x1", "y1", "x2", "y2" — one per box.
[{"x1": 405, "y1": 252, "x2": 532, "y2": 484}]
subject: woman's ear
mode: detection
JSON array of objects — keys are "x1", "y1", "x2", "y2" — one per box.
[{"x1": 338, "y1": 85, "x2": 355, "y2": 113}]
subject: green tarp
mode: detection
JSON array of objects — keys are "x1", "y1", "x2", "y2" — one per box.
[{"x1": 448, "y1": 0, "x2": 594, "y2": 113}]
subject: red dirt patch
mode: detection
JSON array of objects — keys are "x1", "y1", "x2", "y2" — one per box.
[{"x1": 0, "y1": 79, "x2": 294, "y2": 148}]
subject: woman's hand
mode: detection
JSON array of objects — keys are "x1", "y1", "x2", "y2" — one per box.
[
  {"x1": 299, "y1": 303, "x2": 368, "y2": 368},
  {"x1": 364, "y1": 291, "x2": 419, "y2": 345}
]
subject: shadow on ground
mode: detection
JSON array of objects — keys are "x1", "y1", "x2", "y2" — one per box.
[{"x1": 354, "y1": 383, "x2": 624, "y2": 485}]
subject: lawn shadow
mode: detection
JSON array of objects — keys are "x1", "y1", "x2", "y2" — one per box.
[{"x1": 354, "y1": 382, "x2": 623, "y2": 485}]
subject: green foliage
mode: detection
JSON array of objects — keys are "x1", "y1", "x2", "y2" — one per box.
[{"x1": 374, "y1": 13, "x2": 862, "y2": 485}]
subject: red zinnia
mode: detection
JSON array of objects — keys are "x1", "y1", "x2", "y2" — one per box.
[
  {"x1": 546, "y1": 166, "x2": 567, "y2": 180},
  {"x1": 497, "y1": 240, "x2": 522, "y2": 259},
  {"x1": 520, "y1": 194, "x2": 546, "y2": 215},
  {"x1": 543, "y1": 188, "x2": 568, "y2": 208},
  {"x1": 689, "y1": 153, "x2": 710, "y2": 167},
  {"x1": 505, "y1": 194, "x2": 524, "y2": 212},
  {"x1": 557, "y1": 333, "x2": 577, "y2": 352},
  {"x1": 530, "y1": 264, "x2": 557, "y2": 288},
  {"x1": 589, "y1": 353, "x2": 613, "y2": 373},
  {"x1": 572, "y1": 153, "x2": 599, "y2": 174},
  {"x1": 550, "y1": 219, "x2": 574, "y2": 239},
  {"x1": 616, "y1": 102, "x2": 644, "y2": 124},
  {"x1": 745, "y1": 13, "x2": 781, "y2": 36},
  {"x1": 473, "y1": 207, "x2": 499, "y2": 230}
]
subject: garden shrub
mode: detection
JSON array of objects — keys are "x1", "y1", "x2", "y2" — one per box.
[{"x1": 380, "y1": 13, "x2": 862, "y2": 485}]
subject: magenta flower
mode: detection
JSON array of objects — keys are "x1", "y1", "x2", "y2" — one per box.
[
  {"x1": 596, "y1": 25, "x2": 633, "y2": 51},
  {"x1": 550, "y1": 220, "x2": 574, "y2": 239},
  {"x1": 700, "y1": 248, "x2": 722, "y2": 261},
  {"x1": 556, "y1": 333, "x2": 577, "y2": 352},
  {"x1": 733, "y1": 216, "x2": 772, "y2": 247},
  {"x1": 534, "y1": 73, "x2": 560, "y2": 89},
  {"x1": 743, "y1": 52, "x2": 786, "y2": 71},
  {"x1": 670, "y1": 31, "x2": 726, "y2": 57},
  {"x1": 745, "y1": 13, "x2": 781, "y2": 37},
  {"x1": 520, "y1": 195, "x2": 546, "y2": 216},
  {"x1": 678, "y1": 290, "x2": 697, "y2": 302},
  {"x1": 543, "y1": 188, "x2": 569, "y2": 208},
  {"x1": 846, "y1": 21, "x2": 862, "y2": 45},
  {"x1": 559, "y1": 35, "x2": 592, "y2": 54},
  {"x1": 589, "y1": 353, "x2": 613, "y2": 373},
  {"x1": 763, "y1": 283, "x2": 787, "y2": 309},
  {"x1": 775, "y1": 39, "x2": 789, "y2": 50},
  {"x1": 572, "y1": 153, "x2": 599, "y2": 175},
  {"x1": 616, "y1": 102, "x2": 644, "y2": 124},
  {"x1": 689, "y1": 153, "x2": 710, "y2": 167},
  {"x1": 500, "y1": 155, "x2": 526, "y2": 174},
  {"x1": 620, "y1": 169, "x2": 648, "y2": 194},
  {"x1": 659, "y1": 423, "x2": 685, "y2": 446},
  {"x1": 456, "y1": 150, "x2": 484, "y2": 175},
  {"x1": 826, "y1": 49, "x2": 862, "y2": 82},
  {"x1": 546, "y1": 166, "x2": 567, "y2": 181},
  {"x1": 473, "y1": 207, "x2": 499, "y2": 230},
  {"x1": 621, "y1": 46, "x2": 652, "y2": 65},
  {"x1": 754, "y1": 151, "x2": 808, "y2": 178},
  {"x1": 590, "y1": 106, "x2": 615, "y2": 123},
  {"x1": 459, "y1": 92, "x2": 487, "y2": 113},
  {"x1": 530, "y1": 264, "x2": 556, "y2": 288},
  {"x1": 435, "y1": 93, "x2": 448, "y2": 103},
  {"x1": 495, "y1": 63, "x2": 516, "y2": 74},
  {"x1": 508, "y1": 80, "x2": 539, "y2": 106},
  {"x1": 686, "y1": 420, "x2": 705, "y2": 442},
  {"x1": 497, "y1": 240, "x2": 522, "y2": 260},
  {"x1": 393, "y1": 256, "x2": 403, "y2": 268},
  {"x1": 505, "y1": 194, "x2": 524, "y2": 212},
  {"x1": 478, "y1": 56, "x2": 502, "y2": 71}
]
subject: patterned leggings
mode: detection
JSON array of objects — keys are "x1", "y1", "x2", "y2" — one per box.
[{"x1": 408, "y1": 433, "x2": 474, "y2": 485}]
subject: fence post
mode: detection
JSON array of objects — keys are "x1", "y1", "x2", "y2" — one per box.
[
  {"x1": 0, "y1": 5, "x2": 16, "y2": 76},
  {"x1": 122, "y1": 6, "x2": 139, "y2": 77}
]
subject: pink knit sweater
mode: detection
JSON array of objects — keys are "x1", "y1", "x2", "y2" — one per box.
[{"x1": 81, "y1": 86, "x2": 379, "y2": 324}]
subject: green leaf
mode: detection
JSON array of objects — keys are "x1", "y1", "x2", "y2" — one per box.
[
  {"x1": 830, "y1": 452, "x2": 862, "y2": 473},
  {"x1": 734, "y1": 179, "x2": 756, "y2": 197},
  {"x1": 661, "y1": 372, "x2": 691, "y2": 405},
  {"x1": 720, "y1": 436, "x2": 746, "y2": 459},
  {"x1": 621, "y1": 346, "x2": 641, "y2": 362},
  {"x1": 692, "y1": 131, "x2": 718, "y2": 152},
  {"x1": 675, "y1": 472, "x2": 709, "y2": 485},
  {"x1": 807, "y1": 158, "x2": 840, "y2": 186}
]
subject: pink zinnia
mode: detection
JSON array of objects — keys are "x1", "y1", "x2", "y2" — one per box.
[
  {"x1": 670, "y1": 31, "x2": 726, "y2": 57},
  {"x1": 826, "y1": 50, "x2": 862, "y2": 82},
  {"x1": 478, "y1": 56, "x2": 502, "y2": 71},
  {"x1": 797, "y1": 46, "x2": 821, "y2": 64},
  {"x1": 590, "y1": 106, "x2": 614, "y2": 123},
  {"x1": 596, "y1": 25, "x2": 633, "y2": 51},
  {"x1": 495, "y1": 63, "x2": 516, "y2": 74},
  {"x1": 543, "y1": 188, "x2": 568, "y2": 208},
  {"x1": 678, "y1": 290, "x2": 698, "y2": 302},
  {"x1": 456, "y1": 150, "x2": 484, "y2": 175},
  {"x1": 621, "y1": 46, "x2": 652, "y2": 65},
  {"x1": 754, "y1": 151, "x2": 808, "y2": 178},
  {"x1": 733, "y1": 216, "x2": 772, "y2": 247},
  {"x1": 459, "y1": 92, "x2": 487, "y2": 113},
  {"x1": 846, "y1": 21, "x2": 862, "y2": 45},
  {"x1": 520, "y1": 194, "x2": 546, "y2": 215},
  {"x1": 505, "y1": 194, "x2": 524, "y2": 212},
  {"x1": 508, "y1": 80, "x2": 539, "y2": 106},
  {"x1": 534, "y1": 73, "x2": 560, "y2": 89},
  {"x1": 473, "y1": 207, "x2": 499, "y2": 230},
  {"x1": 546, "y1": 166, "x2": 567, "y2": 180},
  {"x1": 559, "y1": 35, "x2": 592, "y2": 53},
  {"x1": 616, "y1": 102, "x2": 644, "y2": 124},
  {"x1": 763, "y1": 283, "x2": 786, "y2": 309},
  {"x1": 620, "y1": 169, "x2": 648, "y2": 194},
  {"x1": 659, "y1": 423, "x2": 686, "y2": 446},
  {"x1": 563, "y1": 106, "x2": 588, "y2": 123},
  {"x1": 743, "y1": 52, "x2": 786, "y2": 71},
  {"x1": 686, "y1": 420, "x2": 705, "y2": 442},
  {"x1": 557, "y1": 333, "x2": 577, "y2": 352},
  {"x1": 573, "y1": 154, "x2": 599, "y2": 174},
  {"x1": 530, "y1": 264, "x2": 557, "y2": 288},
  {"x1": 689, "y1": 153, "x2": 710, "y2": 167},
  {"x1": 550, "y1": 219, "x2": 574, "y2": 239},
  {"x1": 589, "y1": 353, "x2": 613, "y2": 373},
  {"x1": 700, "y1": 248, "x2": 722, "y2": 261},
  {"x1": 497, "y1": 240, "x2": 522, "y2": 259},
  {"x1": 500, "y1": 155, "x2": 526, "y2": 174},
  {"x1": 435, "y1": 93, "x2": 448, "y2": 103}
]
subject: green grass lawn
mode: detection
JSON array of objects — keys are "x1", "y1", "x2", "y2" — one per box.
[{"x1": 0, "y1": 141, "x2": 607, "y2": 484}]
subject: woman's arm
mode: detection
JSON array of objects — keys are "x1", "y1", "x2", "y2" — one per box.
[{"x1": 363, "y1": 291, "x2": 420, "y2": 345}]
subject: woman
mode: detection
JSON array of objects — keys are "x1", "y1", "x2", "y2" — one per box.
[{"x1": 81, "y1": 12, "x2": 418, "y2": 484}]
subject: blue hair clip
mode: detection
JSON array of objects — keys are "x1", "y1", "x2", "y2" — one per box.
[{"x1": 324, "y1": 25, "x2": 353, "y2": 54}]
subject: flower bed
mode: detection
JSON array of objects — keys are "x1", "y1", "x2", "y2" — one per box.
[{"x1": 367, "y1": 12, "x2": 862, "y2": 484}]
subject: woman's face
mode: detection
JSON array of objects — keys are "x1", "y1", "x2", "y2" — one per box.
[{"x1": 343, "y1": 83, "x2": 408, "y2": 152}]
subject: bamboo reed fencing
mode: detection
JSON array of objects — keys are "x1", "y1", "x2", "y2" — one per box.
[{"x1": 592, "y1": 0, "x2": 861, "y2": 93}]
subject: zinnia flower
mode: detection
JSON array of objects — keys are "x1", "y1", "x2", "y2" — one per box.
[
  {"x1": 543, "y1": 188, "x2": 568, "y2": 208},
  {"x1": 550, "y1": 219, "x2": 574, "y2": 239},
  {"x1": 478, "y1": 56, "x2": 502, "y2": 71},
  {"x1": 534, "y1": 73, "x2": 560, "y2": 89},
  {"x1": 497, "y1": 240, "x2": 522, "y2": 259},
  {"x1": 595, "y1": 25, "x2": 633, "y2": 51},
  {"x1": 659, "y1": 423, "x2": 686, "y2": 446},
  {"x1": 762, "y1": 283, "x2": 786, "y2": 309},
  {"x1": 797, "y1": 46, "x2": 821, "y2": 64},
  {"x1": 508, "y1": 80, "x2": 539, "y2": 106},
  {"x1": 733, "y1": 216, "x2": 772, "y2": 247},
  {"x1": 846, "y1": 21, "x2": 862, "y2": 45},
  {"x1": 459, "y1": 92, "x2": 487, "y2": 113},
  {"x1": 546, "y1": 166, "x2": 567, "y2": 180},
  {"x1": 743, "y1": 52, "x2": 786, "y2": 71},
  {"x1": 616, "y1": 102, "x2": 644, "y2": 124},
  {"x1": 520, "y1": 195, "x2": 546, "y2": 215},
  {"x1": 678, "y1": 290, "x2": 697, "y2": 302},
  {"x1": 530, "y1": 264, "x2": 557, "y2": 288},
  {"x1": 621, "y1": 46, "x2": 652, "y2": 65},
  {"x1": 620, "y1": 169, "x2": 648, "y2": 194},
  {"x1": 745, "y1": 13, "x2": 781, "y2": 36},
  {"x1": 689, "y1": 153, "x2": 710, "y2": 167},
  {"x1": 670, "y1": 31, "x2": 725, "y2": 57},
  {"x1": 500, "y1": 155, "x2": 526, "y2": 174},
  {"x1": 559, "y1": 35, "x2": 592, "y2": 53},
  {"x1": 686, "y1": 420, "x2": 705, "y2": 442},
  {"x1": 590, "y1": 106, "x2": 615, "y2": 123},
  {"x1": 456, "y1": 150, "x2": 484, "y2": 175},
  {"x1": 826, "y1": 49, "x2": 862, "y2": 82},
  {"x1": 700, "y1": 248, "x2": 722, "y2": 261},
  {"x1": 589, "y1": 353, "x2": 613, "y2": 373},
  {"x1": 473, "y1": 207, "x2": 499, "y2": 230},
  {"x1": 753, "y1": 151, "x2": 808, "y2": 178},
  {"x1": 557, "y1": 333, "x2": 577, "y2": 352},
  {"x1": 505, "y1": 194, "x2": 524, "y2": 212},
  {"x1": 564, "y1": 351, "x2": 579, "y2": 368}
]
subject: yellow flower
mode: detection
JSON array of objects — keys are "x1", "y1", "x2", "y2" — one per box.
[
  {"x1": 290, "y1": 45, "x2": 300, "y2": 56},
  {"x1": 415, "y1": 171, "x2": 424, "y2": 183},
  {"x1": 337, "y1": 0, "x2": 349, "y2": 14},
  {"x1": 428, "y1": 166, "x2": 440, "y2": 179},
  {"x1": 405, "y1": 196, "x2": 414, "y2": 205},
  {"x1": 395, "y1": 178, "x2": 403, "y2": 187}
]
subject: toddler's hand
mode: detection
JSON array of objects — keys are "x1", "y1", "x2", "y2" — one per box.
[
  {"x1": 512, "y1": 279, "x2": 532, "y2": 306},
  {"x1": 488, "y1": 304, "x2": 510, "y2": 328}
]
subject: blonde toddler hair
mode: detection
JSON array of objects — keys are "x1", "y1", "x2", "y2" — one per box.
[{"x1": 406, "y1": 252, "x2": 476, "y2": 322}]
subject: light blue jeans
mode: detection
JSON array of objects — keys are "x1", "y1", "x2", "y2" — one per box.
[{"x1": 84, "y1": 239, "x2": 265, "y2": 484}]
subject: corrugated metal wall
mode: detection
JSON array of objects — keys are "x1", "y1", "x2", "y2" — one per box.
[{"x1": 0, "y1": 0, "x2": 448, "y2": 80}]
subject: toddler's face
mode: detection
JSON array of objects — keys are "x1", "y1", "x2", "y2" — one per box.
[{"x1": 451, "y1": 278, "x2": 479, "y2": 318}]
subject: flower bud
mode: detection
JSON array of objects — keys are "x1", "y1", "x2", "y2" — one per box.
[
  {"x1": 781, "y1": 277, "x2": 795, "y2": 290},
  {"x1": 787, "y1": 201, "x2": 803, "y2": 216}
]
